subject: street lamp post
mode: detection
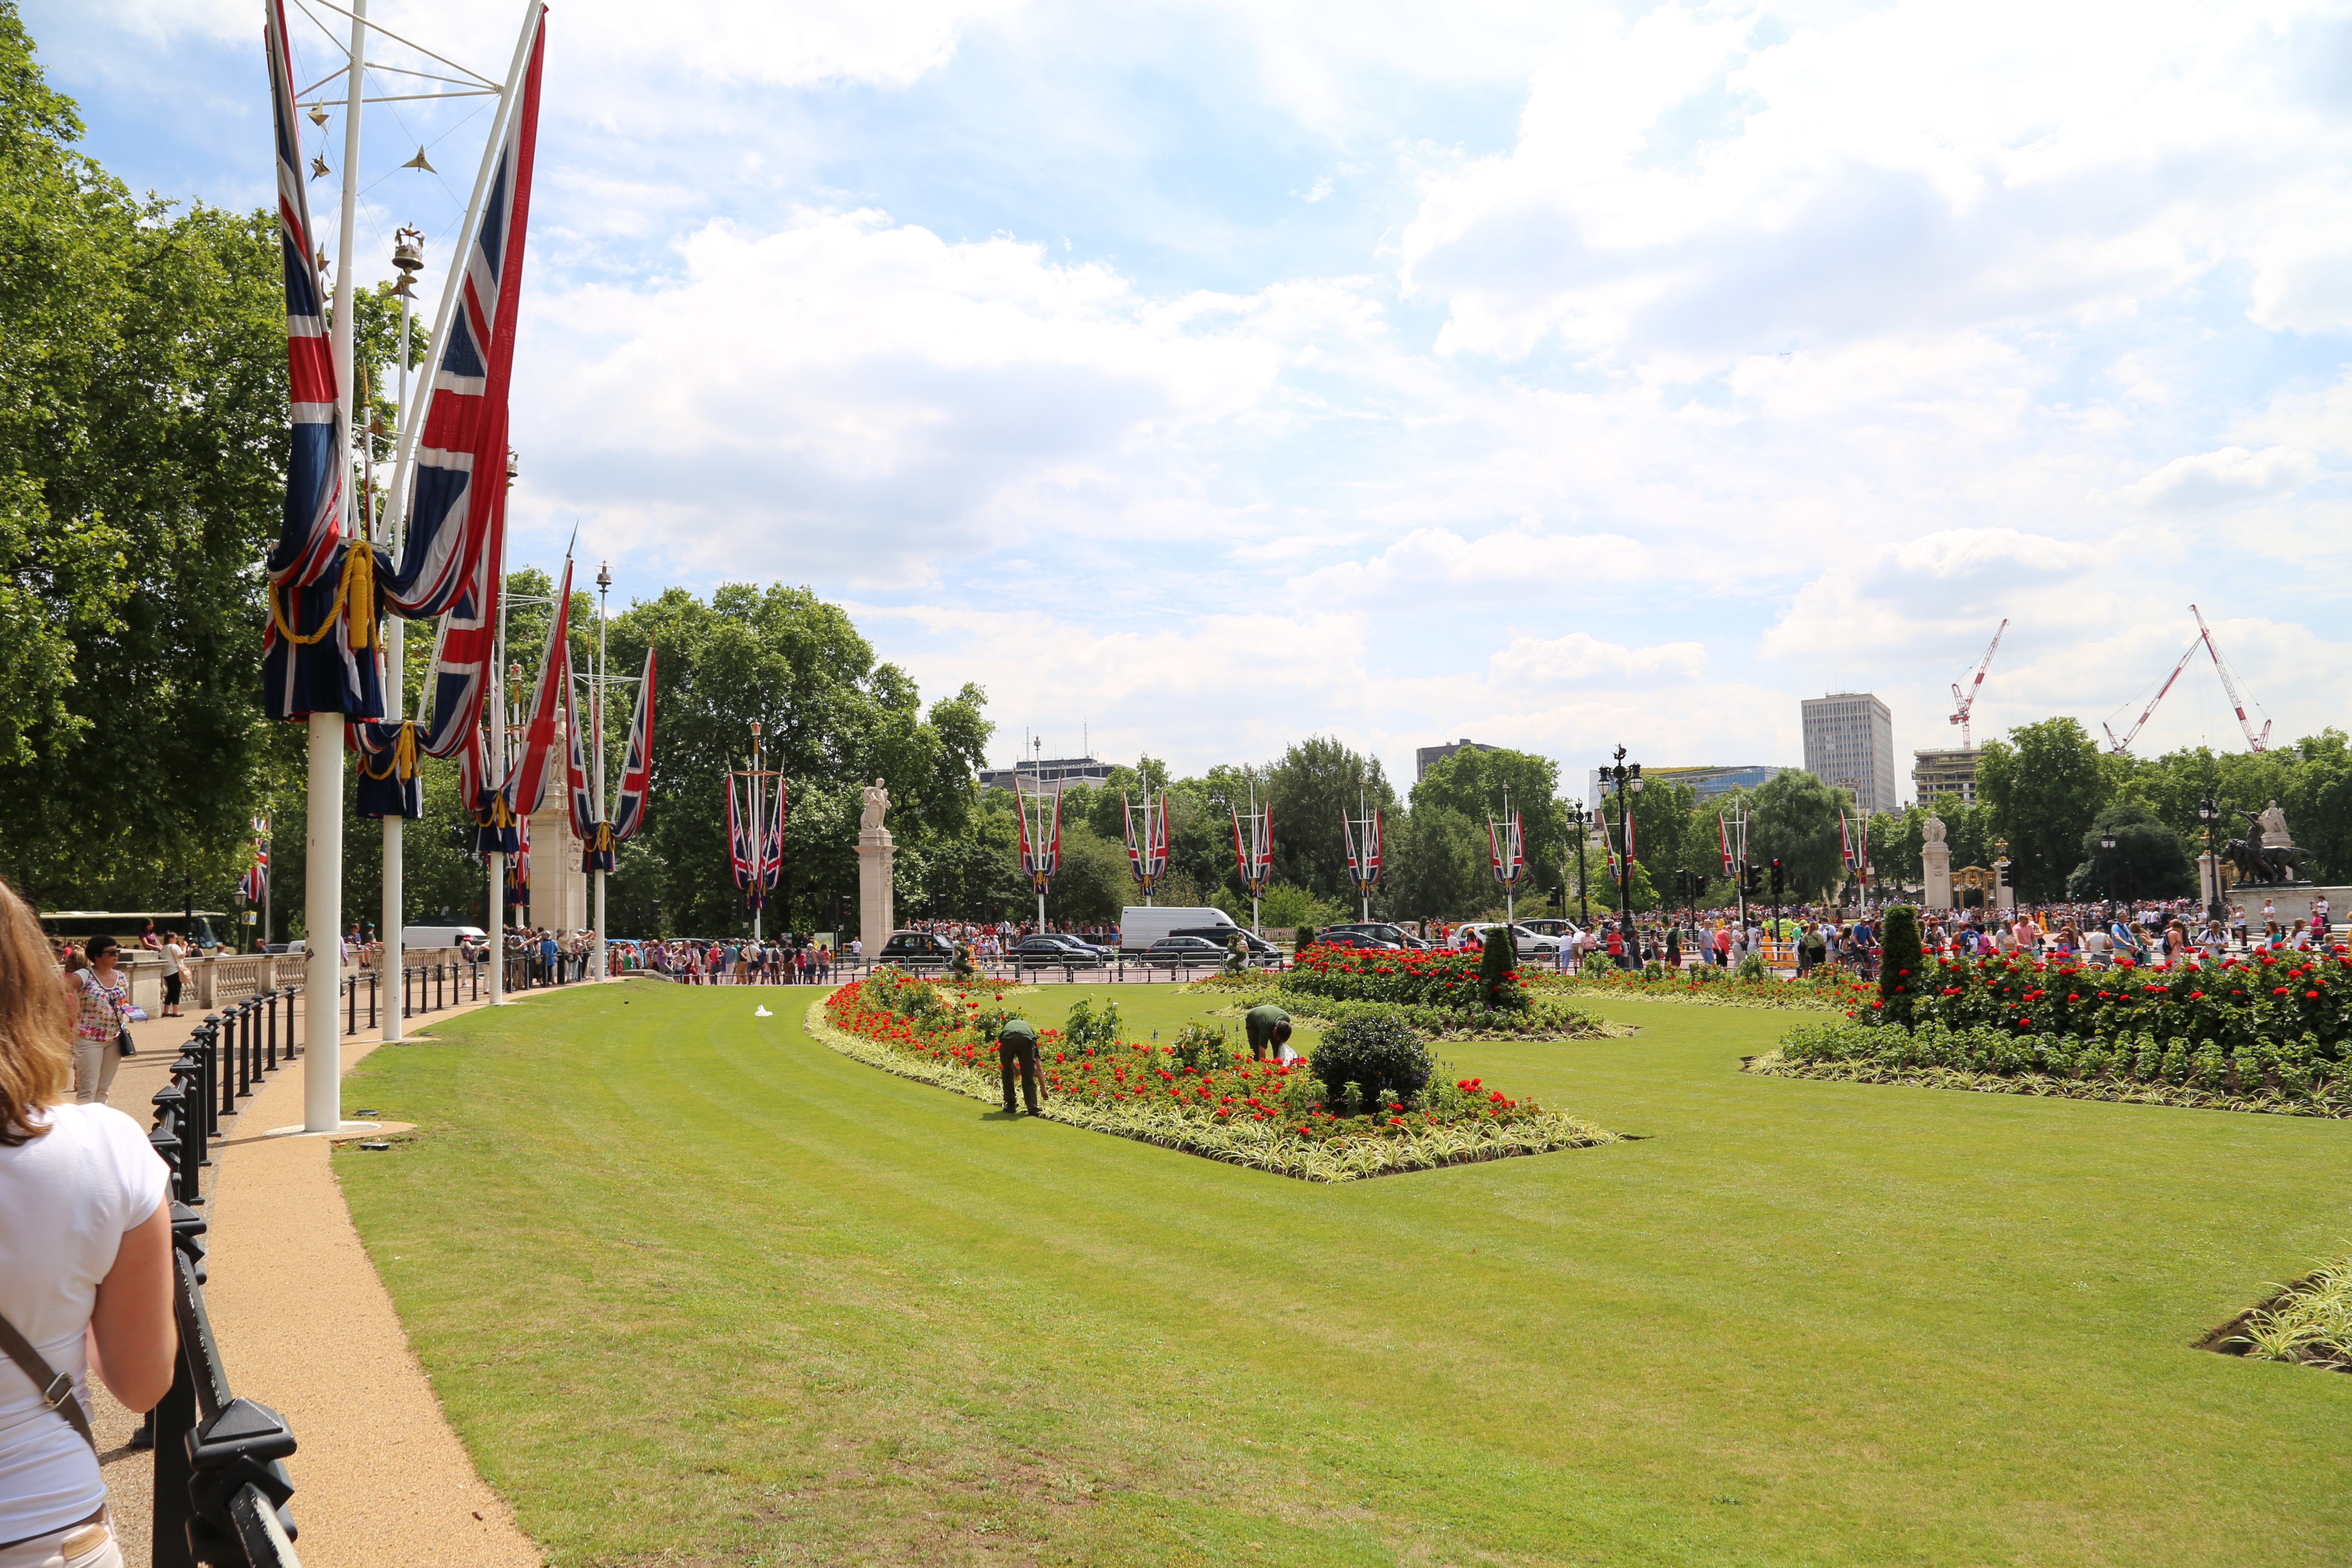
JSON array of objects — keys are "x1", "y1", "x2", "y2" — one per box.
[
  {"x1": 1566, "y1": 800, "x2": 1591, "y2": 931},
  {"x1": 1600, "y1": 746, "x2": 1642, "y2": 959},
  {"x1": 2100, "y1": 829, "x2": 2118, "y2": 910}
]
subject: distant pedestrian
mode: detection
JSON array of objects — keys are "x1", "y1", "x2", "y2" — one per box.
[{"x1": 66, "y1": 936, "x2": 131, "y2": 1107}]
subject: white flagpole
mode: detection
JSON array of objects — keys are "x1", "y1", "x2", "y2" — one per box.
[
  {"x1": 593, "y1": 563, "x2": 609, "y2": 980},
  {"x1": 380, "y1": 244, "x2": 411, "y2": 1043},
  {"x1": 304, "y1": 0, "x2": 367, "y2": 1134}
]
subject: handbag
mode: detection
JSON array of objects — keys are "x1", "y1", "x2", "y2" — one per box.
[{"x1": 118, "y1": 1029, "x2": 136, "y2": 1058}]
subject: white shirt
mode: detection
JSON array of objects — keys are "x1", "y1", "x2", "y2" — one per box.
[{"x1": 0, "y1": 1102, "x2": 168, "y2": 1540}]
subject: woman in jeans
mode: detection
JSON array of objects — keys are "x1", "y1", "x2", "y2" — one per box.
[
  {"x1": 0, "y1": 879, "x2": 177, "y2": 1568},
  {"x1": 65, "y1": 939, "x2": 129, "y2": 1108}
]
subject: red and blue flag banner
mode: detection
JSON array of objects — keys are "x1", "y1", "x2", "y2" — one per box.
[
  {"x1": 260, "y1": 0, "x2": 375, "y2": 721},
  {"x1": 1017, "y1": 788, "x2": 1063, "y2": 893},
  {"x1": 1122, "y1": 792, "x2": 1169, "y2": 892},
  {"x1": 1487, "y1": 808, "x2": 1525, "y2": 891},
  {"x1": 505, "y1": 817, "x2": 530, "y2": 904},
  {"x1": 384, "y1": 6, "x2": 545, "y2": 622},
  {"x1": 757, "y1": 779, "x2": 785, "y2": 900},
  {"x1": 239, "y1": 819, "x2": 269, "y2": 904},
  {"x1": 1718, "y1": 813, "x2": 1733, "y2": 874},
  {"x1": 1343, "y1": 805, "x2": 1382, "y2": 893},
  {"x1": 562, "y1": 657, "x2": 606, "y2": 872},
  {"x1": 609, "y1": 648, "x2": 656, "y2": 845},
  {"x1": 1230, "y1": 798, "x2": 1273, "y2": 896},
  {"x1": 726, "y1": 774, "x2": 753, "y2": 894},
  {"x1": 500, "y1": 558, "x2": 573, "y2": 822}
]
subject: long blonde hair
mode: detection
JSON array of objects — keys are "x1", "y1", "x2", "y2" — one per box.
[{"x1": 0, "y1": 877, "x2": 73, "y2": 1145}]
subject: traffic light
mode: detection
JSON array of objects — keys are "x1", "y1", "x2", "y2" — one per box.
[
  {"x1": 1998, "y1": 863, "x2": 2014, "y2": 888},
  {"x1": 1743, "y1": 864, "x2": 1762, "y2": 895},
  {"x1": 1769, "y1": 858, "x2": 1785, "y2": 898}
]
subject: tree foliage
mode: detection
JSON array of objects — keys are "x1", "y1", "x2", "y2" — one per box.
[{"x1": 1976, "y1": 718, "x2": 2110, "y2": 901}]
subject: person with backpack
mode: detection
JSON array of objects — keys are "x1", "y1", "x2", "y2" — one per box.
[{"x1": 0, "y1": 879, "x2": 176, "y2": 1568}]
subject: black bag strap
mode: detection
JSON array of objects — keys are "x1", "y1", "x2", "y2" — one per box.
[{"x1": 0, "y1": 1308, "x2": 98, "y2": 1453}]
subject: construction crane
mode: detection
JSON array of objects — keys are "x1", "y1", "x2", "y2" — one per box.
[
  {"x1": 2102, "y1": 639, "x2": 2199, "y2": 755},
  {"x1": 1948, "y1": 618, "x2": 2007, "y2": 747},
  {"x1": 2191, "y1": 603, "x2": 2272, "y2": 753},
  {"x1": 2101, "y1": 605, "x2": 2273, "y2": 755}
]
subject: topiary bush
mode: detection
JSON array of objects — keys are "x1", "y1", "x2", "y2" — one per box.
[
  {"x1": 1479, "y1": 925, "x2": 1517, "y2": 1008},
  {"x1": 1310, "y1": 1011, "x2": 1434, "y2": 1110},
  {"x1": 1878, "y1": 904, "x2": 1923, "y2": 1027}
]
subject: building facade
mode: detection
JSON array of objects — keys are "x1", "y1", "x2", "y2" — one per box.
[
  {"x1": 1585, "y1": 763, "x2": 1783, "y2": 812},
  {"x1": 1911, "y1": 747, "x2": 1982, "y2": 808},
  {"x1": 977, "y1": 756, "x2": 1114, "y2": 796},
  {"x1": 1801, "y1": 693, "x2": 1897, "y2": 814},
  {"x1": 1416, "y1": 738, "x2": 1498, "y2": 781}
]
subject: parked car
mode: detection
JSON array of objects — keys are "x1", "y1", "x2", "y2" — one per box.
[
  {"x1": 1320, "y1": 922, "x2": 1430, "y2": 950},
  {"x1": 1516, "y1": 919, "x2": 1583, "y2": 943},
  {"x1": 1139, "y1": 935, "x2": 1228, "y2": 967},
  {"x1": 878, "y1": 931, "x2": 956, "y2": 967},
  {"x1": 1310, "y1": 929, "x2": 1402, "y2": 951},
  {"x1": 1013, "y1": 934, "x2": 1103, "y2": 968},
  {"x1": 1453, "y1": 922, "x2": 1562, "y2": 958}
]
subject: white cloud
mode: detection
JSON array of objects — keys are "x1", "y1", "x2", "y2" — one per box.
[
  {"x1": 522, "y1": 209, "x2": 1284, "y2": 582},
  {"x1": 2116, "y1": 446, "x2": 2321, "y2": 511},
  {"x1": 1487, "y1": 631, "x2": 1706, "y2": 689}
]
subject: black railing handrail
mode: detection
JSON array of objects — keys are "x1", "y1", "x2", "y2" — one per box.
[{"x1": 143, "y1": 992, "x2": 306, "y2": 1568}]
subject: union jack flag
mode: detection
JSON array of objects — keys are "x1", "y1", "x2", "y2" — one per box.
[
  {"x1": 260, "y1": 0, "x2": 375, "y2": 721},
  {"x1": 726, "y1": 770, "x2": 753, "y2": 892},
  {"x1": 1718, "y1": 813, "x2": 1733, "y2": 874},
  {"x1": 726, "y1": 770, "x2": 781, "y2": 906},
  {"x1": 385, "y1": 6, "x2": 545, "y2": 622},
  {"x1": 239, "y1": 818, "x2": 269, "y2": 904},
  {"x1": 505, "y1": 817, "x2": 531, "y2": 904},
  {"x1": 1229, "y1": 796, "x2": 1272, "y2": 897},
  {"x1": 1487, "y1": 807, "x2": 1525, "y2": 891},
  {"x1": 1344, "y1": 805, "x2": 1382, "y2": 893},
  {"x1": 1123, "y1": 791, "x2": 1169, "y2": 892},
  {"x1": 609, "y1": 648, "x2": 656, "y2": 844},
  {"x1": 1019, "y1": 787, "x2": 1064, "y2": 893},
  {"x1": 563, "y1": 651, "x2": 605, "y2": 871}
]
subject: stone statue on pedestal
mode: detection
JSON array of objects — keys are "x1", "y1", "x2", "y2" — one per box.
[
  {"x1": 2226, "y1": 805, "x2": 2304, "y2": 885},
  {"x1": 857, "y1": 778, "x2": 896, "y2": 960},
  {"x1": 2257, "y1": 800, "x2": 2292, "y2": 848},
  {"x1": 1920, "y1": 814, "x2": 1954, "y2": 910}
]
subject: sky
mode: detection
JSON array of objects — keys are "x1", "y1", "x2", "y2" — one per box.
[{"x1": 30, "y1": 0, "x2": 2352, "y2": 792}]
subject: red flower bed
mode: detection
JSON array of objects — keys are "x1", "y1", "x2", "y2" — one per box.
[{"x1": 1286, "y1": 945, "x2": 1525, "y2": 1009}]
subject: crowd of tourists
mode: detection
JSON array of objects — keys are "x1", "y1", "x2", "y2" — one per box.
[{"x1": 639, "y1": 937, "x2": 838, "y2": 984}]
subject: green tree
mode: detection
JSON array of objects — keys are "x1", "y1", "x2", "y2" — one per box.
[
  {"x1": 1745, "y1": 771, "x2": 1844, "y2": 902},
  {"x1": 1410, "y1": 747, "x2": 1567, "y2": 905},
  {"x1": 2066, "y1": 803, "x2": 2193, "y2": 902},
  {"x1": 1265, "y1": 737, "x2": 1397, "y2": 903},
  {"x1": 1385, "y1": 805, "x2": 1485, "y2": 920},
  {"x1": 1977, "y1": 718, "x2": 2112, "y2": 902}
]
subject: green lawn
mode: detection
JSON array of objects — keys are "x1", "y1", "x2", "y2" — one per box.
[{"x1": 337, "y1": 980, "x2": 2352, "y2": 1566}]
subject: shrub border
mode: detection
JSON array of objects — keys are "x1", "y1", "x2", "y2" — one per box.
[
  {"x1": 1743, "y1": 1047, "x2": 2352, "y2": 1119},
  {"x1": 800, "y1": 993, "x2": 1620, "y2": 1183}
]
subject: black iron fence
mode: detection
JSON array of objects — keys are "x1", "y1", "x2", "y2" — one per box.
[
  {"x1": 642, "y1": 954, "x2": 1252, "y2": 986},
  {"x1": 142, "y1": 989, "x2": 306, "y2": 1568}
]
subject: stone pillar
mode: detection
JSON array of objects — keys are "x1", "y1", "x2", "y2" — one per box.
[
  {"x1": 1921, "y1": 815, "x2": 1952, "y2": 910},
  {"x1": 858, "y1": 826, "x2": 895, "y2": 959}
]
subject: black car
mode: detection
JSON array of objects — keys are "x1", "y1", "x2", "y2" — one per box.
[
  {"x1": 878, "y1": 931, "x2": 956, "y2": 967},
  {"x1": 1141, "y1": 935, "x2": 1227, "y2": 967},
  {"x1": 1311, "y1": 929, "x2": 1401, "y2": 951},
  {"x1": 1321, "y1": 922, "x2": 1429, "y2": 950},
  {"x1": 1014, "y1": 934, "x2": 1103, "y2": 968}
]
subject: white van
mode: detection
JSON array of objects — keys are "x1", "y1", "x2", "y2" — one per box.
[
  {"x1": 1119, "y1": 906, "x2": 1242, "y2": 952},
  {"x1": 401, "y1": 925, "x2": 487, "y2": 954}
]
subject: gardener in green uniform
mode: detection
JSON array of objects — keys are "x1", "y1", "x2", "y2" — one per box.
[
  {"x1": 1244, "y1": 1002, "x2": 1292, "y2": 1062},
  {"x1": 998, "y1": 1017, "x2": 1045, "y2": 1115}
]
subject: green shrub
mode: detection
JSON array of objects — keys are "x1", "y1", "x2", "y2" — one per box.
[
  {"x1": 1170, "y1": 1021, "x2": 1230, "y2": 1072},
  {"x1": 1061, "y1": 997, "x2": 1125, "y2": 1053},
  {"x1": 1295, "y1": 926, "x2": 1319, "y2": 952},
  {"x1": 1480, "y1": 926, "x2": 1517, "y2": 1008},
  {"x1": 1877, "y1": 905, "x2": 1923, "y2": 1026},
  {"x1": 1736, "y1": 952, "x2": 1767, "y2": 982},
  {"x1": 1311, "y1": 1012, "x2": 1434, "y2": 1110}
]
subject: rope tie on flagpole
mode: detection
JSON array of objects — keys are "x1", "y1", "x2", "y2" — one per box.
[
  {"x1": 357, "y1": 719, "x2": 421, "y2": 781},
  {"x1": 269, "y1": 538, "x2": 379, "y2": 648}
]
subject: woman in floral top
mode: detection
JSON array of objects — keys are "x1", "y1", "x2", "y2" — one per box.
[{"x1": 67, "y1": 936, "x2": 129, "y2": 1106}]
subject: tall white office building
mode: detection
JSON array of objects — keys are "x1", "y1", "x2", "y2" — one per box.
[{"x1": 1801, "y1": 693, "x2": 1896, "y2": 814}]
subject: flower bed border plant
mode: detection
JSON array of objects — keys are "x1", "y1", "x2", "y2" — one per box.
[
  {"x1": 1201, "y1": 985, "x2": 1622, "y2": 1041},
  {"x1": 1528, "y1": 967, "x2": 1854, "y2": 1012},
  {"x1": 1746, "y1": 1018, "x2": 2352, "y2": 1119},
  {"x1": 805, "y1": 983, "x2": 1618, "y2": 1183},
  {"x1": 2201, "y1": 1256, "x2": 2352, "y2": 1371}
]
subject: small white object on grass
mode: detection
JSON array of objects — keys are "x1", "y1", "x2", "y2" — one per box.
[{"x1": 754, "y1": 1005, "x2": 773, "y2": 1018}]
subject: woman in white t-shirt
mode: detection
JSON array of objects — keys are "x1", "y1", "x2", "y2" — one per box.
[{"x1": 0, "y1": 878, "x2": 175, "y2": 1567}]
